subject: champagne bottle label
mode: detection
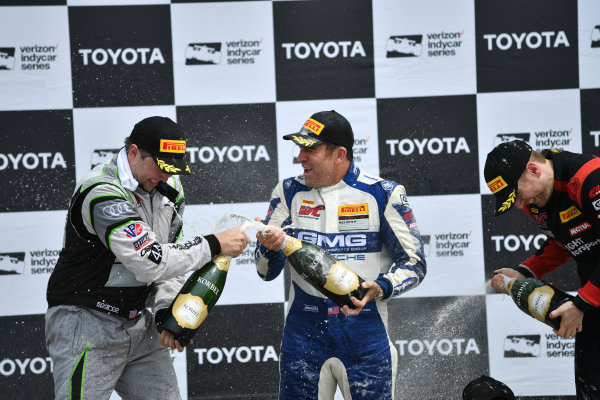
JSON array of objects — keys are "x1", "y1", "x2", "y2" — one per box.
[
  {"x1": 527, "y1": 286, "x2": 554, "y2": 322},
  {"x1": 324, "y1": 262, "x2": 360, "y2": 295},
  {"x1": 172, "y1": 293, "x2": 208, "y2": 329},
  {"x1": 281, "y1": 236, "x2": 302, "y2": 256},
  {"x1": 213, "y1": 255, "x2": 230, "y2": 272}
]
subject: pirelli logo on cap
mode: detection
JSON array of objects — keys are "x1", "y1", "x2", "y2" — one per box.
[
  {"x1": 160, "y1": 139, "x2": 186, "y2": 154},
  {"x1": 339, "y1": 203, "x2": 368, "y2": 215},
  {"x1": 560, "y1": 206, "x2": 582, "y2": 223},
  {"x1": 303, "y1": 118, "x2": 324, "y2": 136},
  {"x1": 486, "y1": 176, "x2": 507, "y2": 194}
]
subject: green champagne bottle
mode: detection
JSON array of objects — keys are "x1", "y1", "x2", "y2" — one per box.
[
  {"x1": 156, "y1": 255, "x2": 230, "y2": 346},
  {"x1": 502, "y1": 275, "x2": 574, "y2": 330},
  {"x1": 280, "y1": 235, "x2": 366, "y2": 309}
]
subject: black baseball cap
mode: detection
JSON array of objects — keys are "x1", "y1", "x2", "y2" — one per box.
[
  {"x1": 130, "y1": 116, "x2": 191, "y2": 175},
  {"x1": 283, "y1": 110, "x2": 354, "y2": 150},
  {"x1": 463, "y1": 375, "x2": 515, "y2": 400},
  {"x1": 484, "y1": 140, "x2": 532, "y2": 216}
]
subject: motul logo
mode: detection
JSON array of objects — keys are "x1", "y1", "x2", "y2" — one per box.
[{"x1": 569, "y1": 222, "x2": 591, "y2": 237}]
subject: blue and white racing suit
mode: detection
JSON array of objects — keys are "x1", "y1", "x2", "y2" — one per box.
[{"x1": 254, "y1": 162, "x2": 427, "y2": 400}]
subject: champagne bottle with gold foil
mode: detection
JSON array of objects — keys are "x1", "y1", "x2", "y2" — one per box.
[
  {"x1": 156, "y1": 256, "x2": 230, "y2": 346},
  {"x1": 502, "y1": 274, "x2": 574, "y2": 330},
  {"x1": 280, "y1": 235, "x2": 366, "y2": 309}
]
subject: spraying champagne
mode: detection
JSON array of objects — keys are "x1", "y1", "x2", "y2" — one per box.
[{"x1": 242, "y1": 220, "x2": 366, "y2": 308}]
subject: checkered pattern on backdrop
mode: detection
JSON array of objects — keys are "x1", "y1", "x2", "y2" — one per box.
[{"x1": 1, "y1": 0, "x2": 599, "y2": 398}]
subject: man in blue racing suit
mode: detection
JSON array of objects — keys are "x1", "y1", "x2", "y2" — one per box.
[{"x1": 253, "y1": 110, "x2": 427, "y2": 399}]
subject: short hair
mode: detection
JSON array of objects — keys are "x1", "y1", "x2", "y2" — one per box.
[
  {"x1": 124, "y1": 137, "x2": 152, "y2": 159},
  {"x1": 325, "y1": 143, "x2": 354, "y2": 161}
]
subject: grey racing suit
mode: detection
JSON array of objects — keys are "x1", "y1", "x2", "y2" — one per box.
[{"x1": 45, "y1": 149, "x2": 220, "y2": 400}]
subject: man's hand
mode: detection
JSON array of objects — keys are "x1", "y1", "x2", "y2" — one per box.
[
  {"x1": 159, "y1": 329, "x2": 191, "y2": 352},
  {"x1": 215, "y1": 225, "x2": 251, "y2": 258},
  {"x1": 254, "y1": 217, "x2": 286, "y2": 252},
  {"x1": 549, "y1": 301, "x2": 583, "y2": 338},
  {"x1": 341, "y1": 281, "x2": 381, "y2": 317},
  {"x1": 490, "y1": 268, "x2": 525, "y2": 294}
]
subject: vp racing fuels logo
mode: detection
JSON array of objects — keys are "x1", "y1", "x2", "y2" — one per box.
[{"x1": 123, "y1": 223, "x2": 143, "y2": 238}]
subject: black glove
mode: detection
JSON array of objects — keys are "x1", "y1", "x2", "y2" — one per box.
[{"x1": 154, "y1": 308, "x2": 168, "y2": 334}]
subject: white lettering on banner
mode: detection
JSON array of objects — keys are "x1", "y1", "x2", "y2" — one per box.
[
  {"x1": 0, "y1": 357, "x2": 53, "y2": 376},
  {"x1": 193, "y1": 346, "x2": 279, "y2": 364},
  {"x1": 483, "y1": 31, "x2": 570, "y2": 51},
  {"x1": 281, "y1": 41, "x2": 366, "y2": 59},
  {"x1": 395, "y1": 338, "x2": 480, "y2": 356},
  {"x1": 78, "y1": 48, "x2": 165, "y2": 65},
  {"x1": 590, "y1": 131, "x2": 600, "y2": 147},
  {"x1": 490, "y1": 234, "x2": 547, "y2": 252},
  {"x1": 385, "y1": 137, "x2": 470, "y2": 156},
  {"x1": 0, "y1": 152, "x2": 66, "y2": 170},
  {"x1": 186, "y1": 145, "x2": 270, "y2": 163},
  {"x1": 298, "y1": 232, "x2": 367, "y2": 248}
]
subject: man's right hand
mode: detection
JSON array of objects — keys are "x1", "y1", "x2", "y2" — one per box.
[
  {"x1": 215, "y1": 226, "x2": 251, "y2": 258},
  {"x1": 490, "y1": 268, "x2": 525, "y2": 295}
]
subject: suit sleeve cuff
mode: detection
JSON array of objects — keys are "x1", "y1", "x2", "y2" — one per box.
[
  {"x1": 204, "y1": 234, "x2": 221, "y2": 258},
  {"x1": 375, "y1": 277, "x2": 393, "y2": 299}
]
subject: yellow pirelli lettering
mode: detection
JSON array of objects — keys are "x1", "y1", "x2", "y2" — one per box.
[
  {"x1": 560, "y1": 206, "x2": 581, "y2": 223},
  {"x1": 486, "y1": 176, "x2": 507, "y2": 194},
  {"x1": 339, "y1": 203, "x2": 368, "y2": 215},
  {"x1": 160, "y1": 139, "x2": 186, "y2": 154},
  {"x1": 303, "y1": 118, "x2": 324, "y2": 135}
]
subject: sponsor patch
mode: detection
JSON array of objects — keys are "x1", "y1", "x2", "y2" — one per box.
[
  {"x1": 594, "y1": 199, "x2": 600, "y2": 211},
  {"x1": 559, "y1": 206, "x2": 582, "y2": 223},
  {"x1": 301, "y1": 200, "x2": 315, "y2": 205},
  {"x1": 299, "y1": 204, "x2": 325, "y2": 218},
  {"x1": 146, "y1": 243, "x2": 162, "y2": 265},
  {"x1": 303, "y1": 304, "x2": 319, "y2": 313},
  {"x1": 487, "y1": 176, "x2": 508, "y2": 193},
  {"x1": 134, "y1": 233, "x2": 152, "y2": 251},
  {"x1": 303, "y1": 118, "x2": 324, "y2": 135},
  {"x1": 160, "y1": 139, "x2": 186, "y2": 154},
  {"x1": 338, "y1": 203, "x2": 369, "y2": 231},
  {"x1": 123, "y1": 223, "x2": 143, "y2": 238},
  {"x1": 569, "y1": 222, "x2": 592, "y2": 236},
  {"x1": 590, "y1": 185, "x2": 600, "y2": 198}
]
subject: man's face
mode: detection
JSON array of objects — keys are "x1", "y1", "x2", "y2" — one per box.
[
  {"x1": 296, "y1": 144, "x2": 338, "y2": 188},
  {"x1": 515, "y1": 170, "x2": 551, "y2": 209},
  {"x1": 129, "y1": 146, "x2": 171, "y2": 191}
]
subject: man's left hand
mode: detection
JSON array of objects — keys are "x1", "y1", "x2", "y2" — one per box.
[
  {"x1": 341, "y1": 281, "x2": 381, "y2": 317},
  {"x1": 159, "y1": 329, "x2": 190, "y2": 352},
  {"x1": 549, "y1": 301, "x2": 583, "y2": 339}
]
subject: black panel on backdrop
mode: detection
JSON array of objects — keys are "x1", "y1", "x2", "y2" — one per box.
[
  {"x1": 0, "y1": 314, "x2": 54, "y2": 399},
  {"x1": 0, "y1": 110, "x2": 75, "y2": 212},
  {"x1": 273, "y1": 0, "x2": 375, "y2": 101},
  {"x1": 186, "y1": 303, "x2": 283, "y2": 399},
  {"x1": 388, "y1": 296, "x2": 489, "y2": 399},
  {"x1": 581, "y1": 89, "x2": 600, "y2": 156},
  {"x1": 377, "y1": 95, "x2": 478, "y2": 196},
  {"x1": 475, "y1": 0, "x2": 578, "y2": 93},
  {"x1": 176, "y1": 103, "x2": 277, "y2": 204},
  {"x1": 69, "y1": 5, "x2": 174, "y2": 107},
  {"x1": 481, "y1": 194, "x2": 579, "y2": 292}
]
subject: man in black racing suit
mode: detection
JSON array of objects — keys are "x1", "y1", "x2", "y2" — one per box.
[{"x1": 486, "y1": 140, "x2": 600, "y2": 399}]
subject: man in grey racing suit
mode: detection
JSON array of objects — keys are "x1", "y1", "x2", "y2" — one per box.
[
  {"x1": 254, "y1": 110, "x2": 427, "y2": 399},
  {"x1": 45, "y1": 116, "x2": 250, "y2": 400}
]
